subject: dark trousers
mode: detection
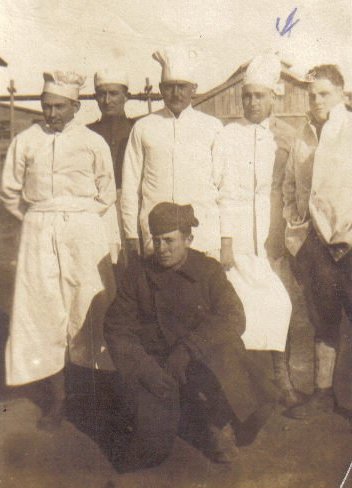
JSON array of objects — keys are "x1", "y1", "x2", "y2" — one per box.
[
  {"x1": 110, "y1": 361, "x2": 235, "y2": 472},
  {"x1": 295, "y1": 229, "x2": 352, "y2": 347}
]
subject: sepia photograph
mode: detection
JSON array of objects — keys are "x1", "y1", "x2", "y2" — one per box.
[{"x1": 0, "y1": 1, "x2": 351, "y2": 487}]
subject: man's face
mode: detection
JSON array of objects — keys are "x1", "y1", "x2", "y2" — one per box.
[
  {"x1": 41, "y1": 93, "x2": 79, "y2": 132},
  {"x1": 152, "y1": 229, "x2": 192, "y2": 269},
  {"x1": 160, "y1": 81, "x2": 197, "y2": 117},
  {"x1": 95, "y1": 83, "x2": 128, "y2": 117},
  {"x1": 308, "y1": 79, "x2": 343, "y2": 124},
  {"x1": 242, "y1": 84, "x2": 275, "y2": 124}
]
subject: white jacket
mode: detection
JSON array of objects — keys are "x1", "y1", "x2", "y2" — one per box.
[
  {"x1": 121, "y1": 105, "x2": 224, "y2": 253},
  {"x1": 310, "y1": 103, "x2": 352, "y2": 247}
]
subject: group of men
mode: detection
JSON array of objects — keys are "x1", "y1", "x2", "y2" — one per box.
[{"x1": 0, "y1": 46, "x2": 351, "y2": 471}]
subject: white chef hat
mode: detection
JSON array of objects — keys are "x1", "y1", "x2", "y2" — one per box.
[
  {"x1": 243, "y1": 53, "x2": 282, "y2": 90},
  {"x1": 94, "y1": 68, "x2": 129, "y2": 89},
  {"x1": 42, "y1": 71, "x2": 85, "y2": 101},
  {"x1": 153, "y1": 45, "x2": 197, "y2": 84}
]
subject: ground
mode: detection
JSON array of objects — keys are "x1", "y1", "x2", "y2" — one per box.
[{"x1": 1, "y1": 210, "x2": 352, "y2": 488}]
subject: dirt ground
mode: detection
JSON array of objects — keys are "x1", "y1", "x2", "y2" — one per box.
[{"x1": 1, "y1": 212, "x2": 352, "y2": 488}]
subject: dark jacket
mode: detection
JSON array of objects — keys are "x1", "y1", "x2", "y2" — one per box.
[
  {"x1": 88, "y1": 115, "x2": 134, "y2": 188},
  {"x1": 105, "y1": 249, "x2": 275, "y2": 421}
]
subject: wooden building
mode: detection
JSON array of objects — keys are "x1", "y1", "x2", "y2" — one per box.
[
  {"x1": 0, "y1": 103, "x2": 43, "y2": 270},
  {"x1": 0, "y1": 103, "x2": 43, "y2": 163},
  {"x1": 193, "y1": 60, "x2": 309, "y2": 128}
]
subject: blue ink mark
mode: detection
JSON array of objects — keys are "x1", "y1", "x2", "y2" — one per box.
[{"x1": 276, "y1": 7, "x2": 300, "y2": 37}]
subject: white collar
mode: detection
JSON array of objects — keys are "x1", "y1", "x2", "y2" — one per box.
[
  {"x1": 44, "y1": 117, "x2": 78, "y2": 135},
  {"x1": 163, "y1": 104, "x2": 194, "y2": 120},
  {"x1": 243, "y1": 116, "x2": 270, "y2": 130},
  {"x1": 327, "y1": 102, "x2": 348, "y2": 123}
]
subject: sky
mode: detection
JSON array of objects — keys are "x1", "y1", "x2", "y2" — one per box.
[{"x1": 0, "y1": 0, "x2": 351, "y2": 122}]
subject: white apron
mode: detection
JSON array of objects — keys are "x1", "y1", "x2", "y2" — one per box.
[
  {"x1": 6, "y1": 210, "x2": 116, "y2": 385},
  {"x1": 217, "y1": 119, "x2": 292, "y2": 351},
  {"x1": 227, "y1": 256, "x2": 291, "y2": 351}
]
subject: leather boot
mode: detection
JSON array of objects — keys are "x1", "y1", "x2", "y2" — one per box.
[
  {"x1": 37, "y1": 369, "x2": 66, "y2": 431},
  {"x1": 272, "y1": 351, "x2": 305, "y2": 408},
  {"x1": 285, "y1": 342, "x2": 336, "y2": 419},
  {"x1": 235, "y1": 403, "x2": 274, "y2": 447},
  {"x1": 207, "y1": 422, "x2": 239, "y2": 464}
]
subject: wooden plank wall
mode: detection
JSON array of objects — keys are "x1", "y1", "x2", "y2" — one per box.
[{"x1": 195, "y1": 77, "x2": 309, "y2": 122}]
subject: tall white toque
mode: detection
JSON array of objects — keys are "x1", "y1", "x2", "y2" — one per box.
[
  {"x1": 243, "y1": 52, "x2": 282, "y2": 91},
  {"x1": 42, "y1": 71, "x2": 86, "y2": 101},
  {"x1": 94, "y1": 68, "x2": 129, "y2": 89},
  {"x1": 152, "y1": 45, "x2": 197, "y2": 84}
]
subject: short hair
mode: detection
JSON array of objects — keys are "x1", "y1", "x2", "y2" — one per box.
[
  {"x1": 179, "y1": 226, "x2": 192, "y2": 237},
  {"x1": 306, "y1": 64, "x2": 344, "y2": 89}
]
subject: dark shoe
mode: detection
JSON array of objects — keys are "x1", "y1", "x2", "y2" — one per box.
[
  {"x1": 235, "y1": 403, "x2": 274, "y2": 447},
  {"x1": 284, "y1": 388, "x2": 334, "y2": 419},
  {"x1": 333, "y1": 406, "x2": 352, "y2": 427},
  {"x1": 207, "y1": 423, "x2": 239, "y2": 464},
  {"x1": 272, "y1": 351, "x2": 305, "y2": 408},
  {"x1": 278, "y1": 387, "x2": 307, "y2": 409},
  {"x1": 37, "y1": 370, "x2": 66, "y2": 431}
]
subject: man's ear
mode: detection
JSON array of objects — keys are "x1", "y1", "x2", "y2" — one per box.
[
  {"x1": 73, "y1": 101, "x2": 81, "y2": 114},
  {"x1": 192, "y1": 83, "x2": 198, "y2": 95},
  {"x1": 337, "y1": 86, "x2": 344, "y2": 98},
  {"x1": 186, "y1": 234, "x2": 194, "y2": 246}
]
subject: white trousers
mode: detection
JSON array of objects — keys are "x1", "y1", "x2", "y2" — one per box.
[
  {"x1": 227, "y1": 255, "x2": 292, "y2": 352},
  {"x1": 6, "y1": 211, "x2": 116, "y2": 385}
]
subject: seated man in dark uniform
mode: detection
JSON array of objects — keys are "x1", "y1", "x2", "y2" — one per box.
[{"x1": 104, "y1": 202, "x2": 277, "y2": 472}]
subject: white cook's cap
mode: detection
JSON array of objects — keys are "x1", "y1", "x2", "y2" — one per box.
[
  {"x1": 153, "y1": 45, "x2": 197, "y2": 84},
  {"x1": 243, "y1": 53, "x2": 281, "y2": 91},
  {"x1": 94, "y1": 68, "x2": 129, "y2": 89},
  {"x1": 42, "y1": 71, "x2": 85, "y2": 101}
]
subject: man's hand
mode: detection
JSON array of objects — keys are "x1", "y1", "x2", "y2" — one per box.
[
  {"x1": 138, "y1": 358, "x2": 177, "y2": 400},
  {"x1": 220, "y1": 237, "x2": 235, "y2": 271},
  {"x1": 165, "y1": 345, "x2": 190, "y2": 385},
  {"x1": 289, "y1": 213, "x2": 307, "y2": 226}
]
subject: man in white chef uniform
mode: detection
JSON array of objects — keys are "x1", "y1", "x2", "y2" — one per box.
[
  {"x1": 121, "y1": 45, "x2": 225, "y2": 259},
  {"x1": 215, "y1": 53, "x2": 303, "y2": 407},
  {"x1": 0, "y1": 71, "x2": 119, "y2": 430}
]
